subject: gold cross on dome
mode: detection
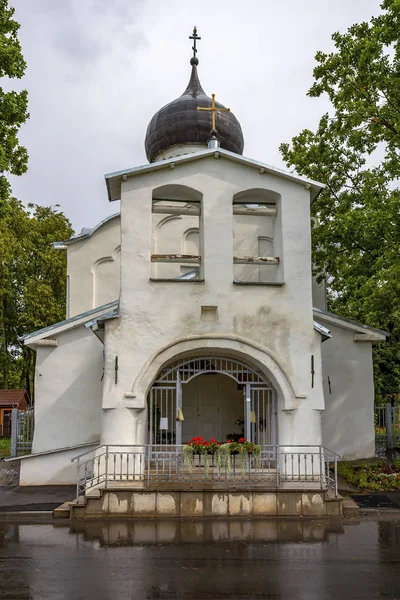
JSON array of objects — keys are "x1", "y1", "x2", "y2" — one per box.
[{"x1": 197, "y1": 94, "x2": 230, "y2": 132}]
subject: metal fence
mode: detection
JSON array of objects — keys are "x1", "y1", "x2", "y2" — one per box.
[
  {"x1": 10, "y1": 407, "x2": 34, "y2": 457},
  {"x1": 73, "y1": 444, "x2": 339, "y2": 501},
  {"x1": 375, "y1": 405, "x2": 400, "y2": 446}
]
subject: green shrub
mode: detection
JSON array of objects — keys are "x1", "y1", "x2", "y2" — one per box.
[
  {"x1": 338, "y1": 460, "x2": 400, "y2": 491},
  {"x1": 0, "y1": 438, "x2": 11, "y2": 456}
]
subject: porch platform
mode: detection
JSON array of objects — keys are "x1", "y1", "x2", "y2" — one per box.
[
  {"x1": 84, "y1": 475, "x2": 328, "y2": 494},
  {"x1": 73, "y1": 444, "x2": 340, "y2": 519}
]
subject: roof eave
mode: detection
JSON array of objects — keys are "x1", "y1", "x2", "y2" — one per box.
[
  {"x1": 313, "y1": 307, "x2": 389, "y2": 341},
  {"x1": 104, "y1": 149, "x2": 325, "y2": 203},
  {"x1": 23, "y1": 300, "x2": 119, "y2": 346},
  {"x1": 54, "y1": 212, "x2": 121, "y2": 247},
  {"x1": 313, "y1": 320, "x2": 332, "y2": 342}
]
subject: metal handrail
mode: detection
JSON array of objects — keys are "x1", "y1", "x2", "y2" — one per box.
[
  {"x1": 71, "y1": 443, "x2": 150, "y2": 463},
  {"x1": 75, "y1": 444, "x2": 340, "y2": 501}
]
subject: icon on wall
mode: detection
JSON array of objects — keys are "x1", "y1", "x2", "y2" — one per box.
[{"x1": 159, "y1": 417, "x2": 169, "y2": 430}]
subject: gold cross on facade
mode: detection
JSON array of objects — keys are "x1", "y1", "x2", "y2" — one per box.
[{"x1": 197, "y1": 94, "x2": 230, "y2": 131}]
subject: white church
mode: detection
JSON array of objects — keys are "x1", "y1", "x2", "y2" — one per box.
[{"x1": 18, "y1": 30, "x2": 387, "y2": 516}]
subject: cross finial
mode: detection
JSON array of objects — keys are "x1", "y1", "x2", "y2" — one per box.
[
  {"x1": 197, "y1": 93, "x2": 230, "y2": 133},
  {"x1": 189, "y1": 26, "x2": 201, "y2": 61}
]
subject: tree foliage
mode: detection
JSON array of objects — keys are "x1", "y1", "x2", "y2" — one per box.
[
  {"x1": 0, "y1": 201, "x2": 72, "y2": 392},
  {"x1": 0, "y1": 0, "x2": 28, "y2": 206},
  {"x1": 280, "y1": 0, "x2": 400, "y2": 400}
]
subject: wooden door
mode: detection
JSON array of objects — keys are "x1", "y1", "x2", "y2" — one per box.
[
  {"x1": 182, "y1": 383, "x2": 197, "y2": 442},
  {"x1": 182, "y1": 374, "x2": 221, "y2": 442},
  {"x1": 196, "y1": 375, "x2": 220, "y2": 440}
]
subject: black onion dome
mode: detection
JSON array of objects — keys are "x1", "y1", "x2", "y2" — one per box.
[{"x1": 145, "y1": 62, "x2": 244, "y2": 162}]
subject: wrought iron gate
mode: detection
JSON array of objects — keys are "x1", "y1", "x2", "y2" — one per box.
[
  {"x1": 149, "y1": 386, "x2": 177, "y2": 446},
  {"x1": 10, "y1": 407, "x2": 34, "y2": 457},
  {"x1": 249, "y1": 386, "x2": 277, "y2": 445},
  {"x1": 375, "y1": 404, "x2": 400, "y2": 446},
  {"x1": 148, "y1": 356, "x2": 277, "y2": 446}
]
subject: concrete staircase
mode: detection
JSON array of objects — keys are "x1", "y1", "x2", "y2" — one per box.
[{"x1": 53, "y1": 487, "x2": 349, "y2": 520}]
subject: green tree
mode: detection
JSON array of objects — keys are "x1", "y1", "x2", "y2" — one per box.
[
  {"x1": 0, "y1": 0, "x2": 28, "y2": 205},
  {"x1": 0, "y1": 201, "x2": 72, "y2": 392},
  {"x1": 280, "y1": 0, "x2": 400, "y2": 401}
]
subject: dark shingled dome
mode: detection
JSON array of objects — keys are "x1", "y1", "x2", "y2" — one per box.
[{"x1": 145, "y1": 62, "x2": 244, "y2": 162}]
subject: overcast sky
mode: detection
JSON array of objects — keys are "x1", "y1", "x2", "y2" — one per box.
[{"x1": 9, "y1": 0, "x2": 381, "y2": 232}]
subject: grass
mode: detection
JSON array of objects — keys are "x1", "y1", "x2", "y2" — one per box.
[
  {"x1": 338, "y1": 458, "x2": 400, "y2": 492},
  {"x1": 0, "y1": 438, "x2": 11, "y2": 457}
]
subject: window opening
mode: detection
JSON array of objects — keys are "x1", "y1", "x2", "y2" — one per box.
[
  {"x1": 151, "y1": 198, "x2": 202, "y2": 281},
  {"x1": 232, "y1": 190, "x2": 281, "y2": 284}
]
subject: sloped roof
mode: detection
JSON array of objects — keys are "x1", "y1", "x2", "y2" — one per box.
[
  {"x1": 0, "y1": 389, "x2": 30, "y2": 408},
  {"x1": 54, "y1": 213, "x2": 120, "y2": 247},
  {"x1": 105, "y1": 148, "x2": 324, "y2": 203},
  {"x1": 313, "y1": 307, "x2": 388, "y2": 341},
  {"x1": 23, "y1": 300, "x2": 119, "y2": 346}
]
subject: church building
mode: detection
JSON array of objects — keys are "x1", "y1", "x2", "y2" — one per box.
[{"x1": 19, "y1": 30, "x2": 387, "y2": 504}]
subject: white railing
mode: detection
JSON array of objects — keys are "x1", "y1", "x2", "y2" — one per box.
[{"x1": 73, "y1": 445, "x2": 339, "y2": 501}]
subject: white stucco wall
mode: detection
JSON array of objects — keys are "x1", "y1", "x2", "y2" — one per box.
[
  {"x1": 67, "y1": 215, "x2": 121, "y2": 317},
  {"x1": 100, "y1": 156, "x2": 325, "y2": 449},
  {"x1": 19, "y1": 444, "x2": 97, "y2": 486},
  {"x1": 31, "y1": 326, "x2": 103, "y2": 454},
  {"x1": 155, "y1": 143, "x2": 208, "y2": 162},
  {"x1": 66, "y1": 188, "x2": 282, "y2": 308},
  {"x1": 320, "y1": 321, "x2": 376, "y2": 459}
]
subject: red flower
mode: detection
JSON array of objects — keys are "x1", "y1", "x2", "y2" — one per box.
[
  {"x1": 227, "y1": 439, "x2": 232, "y2": 443},
  {"x1": 239, "y1": 438, "x2": 247, "y2": 443}
]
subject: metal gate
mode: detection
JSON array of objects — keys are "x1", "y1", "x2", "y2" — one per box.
[
  {"x1": 10, "y1": 407, "x2": 34, "y2": 457},
  {"x1": 148, "y1": 356, "x2": 277, "y2": 446},
  {"x1": 149, "y1": 386, "x2": 178, "y2": 447},
  {"x1": 375, "y1": 404, "x2": 400, "y2": 446},
  {"x1": 249, "y1": 387, "x2": 277, "y2": 445}
]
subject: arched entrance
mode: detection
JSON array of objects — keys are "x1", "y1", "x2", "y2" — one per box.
[{"x1": 148, "y1": 356, "x2": 277, "y2": 447}]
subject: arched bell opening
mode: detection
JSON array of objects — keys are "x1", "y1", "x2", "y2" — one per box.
[{"x1": 148, "y1": 356, "x2": 278, "y2": 447}]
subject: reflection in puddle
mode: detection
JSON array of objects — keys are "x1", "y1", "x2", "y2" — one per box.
[
  {"x1": 71, "y1": 518, "x2": 344, "y2": 547},
  {"x1": 1, "y1": 518, "x2": 400, "y2": 600}
]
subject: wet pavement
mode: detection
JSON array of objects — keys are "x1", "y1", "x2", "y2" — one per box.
[
  {"x1": 0, "y1": 485, "x2": 76, "y2": 512},
  {"x1": 0, "y1": 517, "x2": 400, "y2": 599},
  {"x1": 352, "y1": 492, "x2": 400, "y2": 509}
]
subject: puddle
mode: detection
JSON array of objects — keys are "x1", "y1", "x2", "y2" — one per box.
[{"x1": 0, "y1": 518, "x2": 399, "y2": 599}]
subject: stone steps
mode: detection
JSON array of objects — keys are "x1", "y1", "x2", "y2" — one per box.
[
  {"x1": 70, "y1": 488, "x2": 343, "y2": 519},
  {"x1": 53, "y1": 501, "x2": 78, "y2": 519},
  {"x1": 342, "y1": 496, "x2": 360, "y2": 519}
]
